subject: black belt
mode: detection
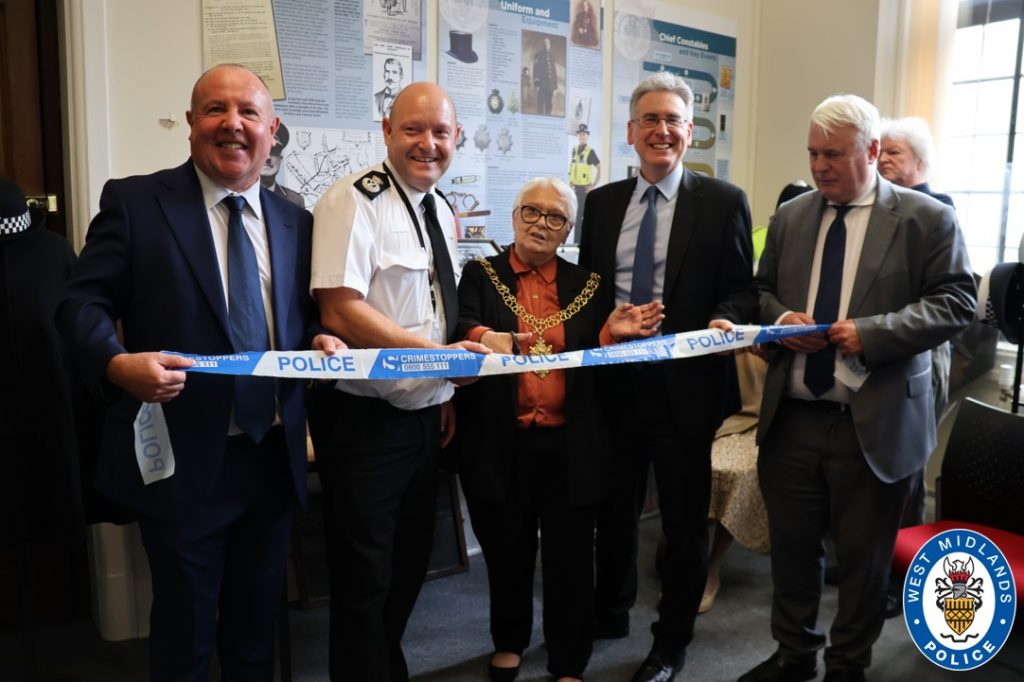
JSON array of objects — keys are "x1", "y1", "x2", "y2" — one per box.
[{"x1": 783, "y1": 397, "x2": 850, "y2": 415}]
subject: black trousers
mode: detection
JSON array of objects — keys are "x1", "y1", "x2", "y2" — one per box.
[
  {"x1": 595, "y1": 366, "x2": 713, "y2": 657},
  {"x1": 309, "y1": 388, "x2": 440, "y2": 682},
  {"x1": 465, "y1": 426, "x2": 595, "y2": 679},
  {"x1": 138, "y1": 427, "x2": 294, "y2": 682},
  {"x1": 759, "y1": 399, "x2": 911, "y2": 672}
]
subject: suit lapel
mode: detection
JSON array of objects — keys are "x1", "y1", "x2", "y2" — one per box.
[
  {"x1": 663, "y1": 168, "x2": 699, "y2": 303},
  {"x1": 262, "y1": 188, "x2": 296, "y2": 348},
  {"x1": 792, "y1": 196, "x2": 828, "y2": 300},
  {"x1": 848, "y1": 178, "x2": 901, "y2": 316},
  {"x1": 157, "y1": 162, "x2": 231, "y2": 342},
  {"x1": 598, "y1": 179, "x2": 636, "y2": 281}
]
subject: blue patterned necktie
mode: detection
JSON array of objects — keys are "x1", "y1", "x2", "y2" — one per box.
[
  {"x1": 223, "y1": 195, "x2": 275, "y2": 442},
  {"x1": 630, "y1": 185, "x2": 660, "y2": 305},
  {"x1": 804, "y1": 204, "x2": 851, "y2": 397}
]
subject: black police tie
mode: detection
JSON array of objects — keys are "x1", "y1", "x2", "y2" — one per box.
[
  {"x1": 421, "y1": 193, "x2": 459, "y2": 341},
  {"x1": 804, "y1": 204, "x2": 851, "y2": 397},
  {"x1": 630, "y1": 185, "x2": 659, "y2": 305},
  {"x1": 223, "y1": 195, "x2": 275, "y2": 442}
]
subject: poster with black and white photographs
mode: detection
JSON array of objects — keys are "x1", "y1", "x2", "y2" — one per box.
[
  {"x1": 364, "y1": 0, "x2": 423, "y2": 60},
  {"x1": 267, "y1": 0, "x2": 425, "y2": 208},
  {"x1": 438, "y1": 0, "x2": 604, "y2": 245},
  {"x1": 372, "y1": 42, "x2": 413, "y2": 121}
]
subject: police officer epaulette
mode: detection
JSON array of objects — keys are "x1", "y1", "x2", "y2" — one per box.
[{"x1": 355, "y1": 170, "x2": 390, "y2": 199}]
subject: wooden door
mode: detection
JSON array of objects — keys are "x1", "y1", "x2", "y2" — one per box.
[
  {"x1": 0, "y1": 0, "x2": 66, "y2": 237},
  {"x1": 0, "y1": 0, "x2": 85, "y2": 633}
]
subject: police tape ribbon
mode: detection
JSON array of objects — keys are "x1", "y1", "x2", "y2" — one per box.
[{"x1": 172, "y1": 324, "x2": 826, "y2": 381}]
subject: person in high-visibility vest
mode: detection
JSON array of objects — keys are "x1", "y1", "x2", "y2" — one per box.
[{"x1": 568, "y1": 123, "x2": 600, "y2": 243}]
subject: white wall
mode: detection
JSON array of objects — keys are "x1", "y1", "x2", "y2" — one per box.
[
  {"x1": 751, "y1": 0, "x2": 887, "y2": 226},
  {"x1": 105, "y1": 2, "x2": 203, "y2": 179}
]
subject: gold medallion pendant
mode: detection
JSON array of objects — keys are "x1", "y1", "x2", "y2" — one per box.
[{"x1": 529, "y1": 336, "x2": 553, "y2": 378}]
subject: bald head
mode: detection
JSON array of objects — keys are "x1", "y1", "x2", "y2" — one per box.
[
  {"x1": 186, "y1": 63, "x2": 279, "y2": 191},
  {"x1": 389, "y1": 82, "x2": 457, "y2": 127},
  {"x1": 383, "y1": 82, "x2": 461, "y2": 192},
  {"x1": 191, "y1": 64, "x2": 272, "y2": 113}
]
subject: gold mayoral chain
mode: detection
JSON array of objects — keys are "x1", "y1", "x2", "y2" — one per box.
[{"x1": 478, "y1": 258, "x2": 600, "y2": 378}]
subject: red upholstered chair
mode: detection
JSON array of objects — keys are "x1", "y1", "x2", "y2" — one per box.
[{"x1": 892, "y1": 398, "x2": 1024, "y2": 610}]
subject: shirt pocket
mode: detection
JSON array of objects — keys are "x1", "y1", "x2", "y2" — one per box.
[
  {"x1": 382, "y1": 227, "x2": 415, "y2": 253},
  {"x1": 375, "y1": 249, "x2": 432, "y2": 331}
]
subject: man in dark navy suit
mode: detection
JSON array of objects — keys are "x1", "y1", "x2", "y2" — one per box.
[
  {"x1": 579, "y1": 72, "x2": 755, "y2": 682},
  {"x1": 59, "y1": 64, "x2": 342, "y2": 681}
]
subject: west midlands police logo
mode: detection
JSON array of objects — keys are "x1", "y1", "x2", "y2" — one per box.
[{"x1": 904, "y1": 528, "x2": 1016, "y2": 671}]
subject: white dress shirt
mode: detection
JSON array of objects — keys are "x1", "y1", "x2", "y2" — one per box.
[
  {"x1": 614, "y1": 162, "x2": 684, "y2": 309},
  {"x1": 786, "y1": 174, "x2": 878, "y2": 403}
]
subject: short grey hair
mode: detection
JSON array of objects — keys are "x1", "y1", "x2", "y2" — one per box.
[
  {"x1": 514, "y1": 176, "x2": 578, "y2": 225},
  {"x1": 880, "y1": 116, "x2": 935, "y2": 176},
  {"x1": 629, "y1": 72, "x2": 694, "y2": 121},
  {"x1": 810, "y1": 94, "x2": 880, "y2": 151}
]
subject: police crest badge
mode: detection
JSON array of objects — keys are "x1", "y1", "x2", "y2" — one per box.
[
  {"x1": 936, "y1": 556, "x2": 983, "y2": 641},
  {"x1": 904, "y1": 528, "x2": 1016, "y2": 671},
  {"x1": 355, "y1": 170, "x2": 390, "y2": 199}
]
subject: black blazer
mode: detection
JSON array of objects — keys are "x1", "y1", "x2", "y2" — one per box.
[
  {"x1": 58, "y1": 161, "x2": 315, "y2": 519},
  {"x1": 451, "y1": 251, "x2": 614, "y2": 507},
  {"x1": 579, "y1": 167, "x2": 756, "y2": 439}
]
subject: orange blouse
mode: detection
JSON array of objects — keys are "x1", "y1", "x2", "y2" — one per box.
[{"x1": 467, "y1": 249, "x2": 567, "y2": 428}]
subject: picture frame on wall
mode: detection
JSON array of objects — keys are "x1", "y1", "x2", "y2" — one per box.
[{"x1": 456, "y1": 238, "x2": 503, "y2": 272}]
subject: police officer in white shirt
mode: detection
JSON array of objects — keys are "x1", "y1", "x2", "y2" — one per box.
[{"x1": 309, "y1": 82, "x2": 488, "y2": 682}]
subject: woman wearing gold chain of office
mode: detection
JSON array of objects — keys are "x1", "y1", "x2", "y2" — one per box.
[{"x1": 449, "y1": 177, "x2": 664, "y2": 682}]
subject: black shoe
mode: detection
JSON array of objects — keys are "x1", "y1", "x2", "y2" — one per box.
[
  {"x1": 489, "y1": 659, "x2": 520, "y2": 682},
  {"x1": 884, "y1": 589, "x2": 903, "y2": 619},
  {"x1": 631, "y1": 648, "x2": 684, "y2": 682},
  {"x1": 593, "y1": 612, "x2": 630, "y2": 639},
  {"x1": 738, "y1": 652, "x2": 817, "y2": 682},
  {"x1": 823, "y1": 669, "x2": 865, "y2": 682},
  {"x1": 489, "y1": 663, "x2": 520, "y2": 682}
]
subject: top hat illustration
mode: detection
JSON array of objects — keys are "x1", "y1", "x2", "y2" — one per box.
[
  {"x1": 447, "y1": 30, "x2": 478, "y2": 64},
  {"x1": 977, "y1": 261, "x2": 1024, "y2": 343}
]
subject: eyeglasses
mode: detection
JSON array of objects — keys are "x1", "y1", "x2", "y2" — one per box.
[
  {"x1": 516, "y1": 205, "x2": 570, "y2": 231},
  {"x1": 631, "y1": 115, "x2": 689, "y2": 130}
]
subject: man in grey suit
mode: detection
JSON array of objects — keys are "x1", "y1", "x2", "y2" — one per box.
[{"x1": 739, "y1": 94, "x2": 976, "y2": 682}]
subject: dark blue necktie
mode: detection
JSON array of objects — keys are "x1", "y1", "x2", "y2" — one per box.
[
  {"x1": 224, "y1": 195, "x2": 275, "y2": 442},
  {"x1": 804, "y1": 204, "x2": 851, "y2": 397},
  {"x1": 630, "y1": 185, "x2": 660, "y2": 305},
  {"x1": 421, "y1": 193, "x2": 459, "y2": 341}
]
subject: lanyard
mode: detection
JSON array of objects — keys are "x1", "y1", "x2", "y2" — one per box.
[{"x1": 380, "y1": 161, "x2": 454, "y2": 249}]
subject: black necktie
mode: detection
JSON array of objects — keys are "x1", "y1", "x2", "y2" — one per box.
[
  {"x1": 223, "y1": 195, "x2": 275, "y2": 442},
  {"x1": 804, "y1": 204, "x2": 851, "y2": 397},
  {"x1": 630, "y1": 185, "x2": 659, "y2": 304},
  {"x1": 421, "y1": 193, "x2": 458, "y2": 341}
]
